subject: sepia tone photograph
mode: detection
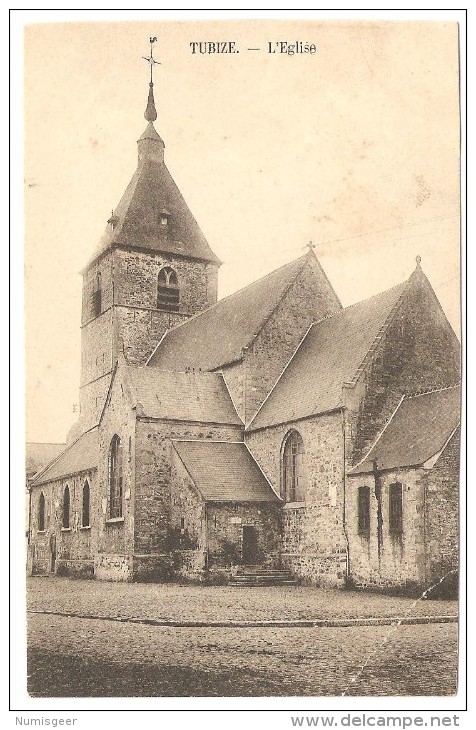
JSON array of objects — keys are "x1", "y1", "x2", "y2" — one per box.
[{"x1": 22, "y1": 17, "x2": 462, "y2": 701}]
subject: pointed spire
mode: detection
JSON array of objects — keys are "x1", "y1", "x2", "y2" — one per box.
[
  {"x1": 145, "y1": 82, "x2": 157, "y2": 122},
  {"x1": 142, "y1": 37, "x2": 160, "y2": 122},
  {"x1": 138, "y1": 38, "x2": 164, "y2": 162}
]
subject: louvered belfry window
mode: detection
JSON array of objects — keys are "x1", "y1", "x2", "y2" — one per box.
[
  {"x1": 282, "y1": 430, "x2": 306, "y2": 503},
  {"x1": 108, "y1": 435, "x2": 123, "y2": 519},
  {"x1": 157, "y1": 267, "x2": 180, "y2": 312},
  {"x1": 389, "y1": 482, "x2": 403, "y2": 534}
]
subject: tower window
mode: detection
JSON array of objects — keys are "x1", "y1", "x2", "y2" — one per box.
[
  {"x1": 281, "y1": 430, "x2": 307, "y2": 503},
  {"x1": 108, "y1": 435, "x2": 123, "y2": 519},
  {"x1": 157, "y1": 267, "x2": 180, "y2": 312},
  {"x1": 93, "y1": 272, "x2": 102, "y2": 317}
]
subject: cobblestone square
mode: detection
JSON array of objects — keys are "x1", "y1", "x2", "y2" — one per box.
[{"x1": 27, "y1": 578, "x2": 458, "y2": 697}]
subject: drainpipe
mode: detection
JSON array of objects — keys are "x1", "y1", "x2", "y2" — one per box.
[
  {"x1": 342, "y1": 409, "x2": 351, "y2": 585},
  {"x1": 204, "y1": 503, "x2": 209, "y2": 573},
  {"x1": 372, "y1": 458, "x2": 383, "y2": 562},
  {"x1": 422, "y1": 475, "x2": 428, "y2": 588}
]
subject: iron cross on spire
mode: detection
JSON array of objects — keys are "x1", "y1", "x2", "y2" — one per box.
[
  {"x1": 307, "y1": 240, "x2": 316, "y2": 252},
  {"x1": 142, "y1": 36, "x2": 160, "y2": 83}
]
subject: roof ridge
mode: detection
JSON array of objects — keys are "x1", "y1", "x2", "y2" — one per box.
[
  {"x1": 404, "y1": 383, "x2": 461, "y2": 399},
  {"x1": 30, "y1": 425, "x2": 98, "y2": 485},
  {"x1": 172, "y1": 439, "x2": 244, "y2": 444},
  {"x1": 26, "y1": 442, "x2": 65, "y2": 447},
  {"x1": 132, "y1": 365, "x2": 223, "y2": 377}
]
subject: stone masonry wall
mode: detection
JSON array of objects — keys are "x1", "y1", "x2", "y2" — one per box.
[
  {"x1": 115, "y1": 306, "x2": 189, "y2": 366},
  {"x1": 347, "y1": 468, "x2": 425, "y2": 591},
  {"x1": 170, "y1": 452, "x2": 207, "y2": 580},
  {"x1": 246, "y1": 412, "x2": 348, "y2": 586},
  {"x1": 29, "y1": 469, "x2": 97, "y2": 578},
  {"x1": 422, "y1": 428, "x2": 460, "y2": 585},
  {"x1": 206, "y1": 502, "x2": 282, "y2": 571},
  {"x1": 79, "y1": 249, "x2": 218, "y2": 426},
  {"x1": 347, "y1": 273, "x2": 461, "y2": 466},
  {"x1": 81, "y1": 255, "x2": 114, "y2": 326},
  {"x1": 226, "y1": 256, "x2": 341, "y2": 424},
  {"x1": 134, "y1": 422, "x2": 243, "y2": 558},
  {"x1": 95, "y1": 366, "x2": 137, "y2": 581},
  {"x1": 115, "y1": 249, "x2": 217, "y2": 315}
]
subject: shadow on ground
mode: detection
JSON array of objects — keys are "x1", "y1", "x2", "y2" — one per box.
[{"x1": 27, "y1": 648, "x2": 297, "y2": 697}]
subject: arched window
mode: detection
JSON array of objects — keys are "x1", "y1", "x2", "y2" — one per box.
[
  {"x1": 93, "y1": 272, "x2": 102, "y2": 317},
  {"x1": 38, "y1": 492, "x2": 45, "y2": 532},
  {"x1": 157, "y1": 267, "x2": 179, "y2": 312},
  {"x1": 281, "y1": 430, "x2": 307, "y2": 503},
  {"x1": 62, "y1": 485, "x2": 70, "y2": 529},
  {"x1": 82, "y1": 480, "x2": 90, "y2": 528},
  {"x1": 108, "y1": 435, "x2": 123, "y2": 519}
]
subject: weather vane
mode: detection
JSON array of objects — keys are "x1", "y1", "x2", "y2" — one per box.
[{"x1": 142, "y1": 36, "x2": 160, "y2": 83}]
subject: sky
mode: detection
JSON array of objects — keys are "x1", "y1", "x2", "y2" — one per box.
[{"x1": 23, "y1": 19, "x2": 461, "y2": 443}]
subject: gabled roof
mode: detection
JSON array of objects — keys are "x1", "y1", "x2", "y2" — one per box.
[
  {"x1": 31, "y1": 428, "x2": 99, "y2": 486},
  {"x1": 349, "y1": 385, "x2": 461, "y2": 474},
  {"x1": 26, "y1": 442, "x2": 66, "y2": 480},
  {"x1": 147, "y1": 252, "x2": 321, "y2": 371},
  {"x1": 173, "y1": 441, "x2": 280, "y2": 502},
  {"x1": 87, "y1": 122, "x2": 220, "y2": 267},
  {"x1": 126, "y1": 367, "x2": 242, "y2": 425},
  {"x1": 249, "y1": 280, "x2": 408, "y2": 430}
]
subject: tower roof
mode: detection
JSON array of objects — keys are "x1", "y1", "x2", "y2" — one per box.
[{"x1": 86, "y1": 76, "x2": 221, "y2": 268}]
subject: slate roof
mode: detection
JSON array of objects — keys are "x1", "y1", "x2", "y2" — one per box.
[
  {"x1": 127, "y1": 368, "x2": 242, "y2": 425},
  {"x1": 173, "y1": 441, "x2": 280, "y2": 502},
  {"x1": 26, "y1": 442, "x2": 66, "y2": 480},
  {"x1": 147, "y1": 253, "x2": 315, "y2": 371},
  {"x1": 249, "y1": 280, "x2": 408, "y2": 430},
  {"x1": 88, "y1": 122, "x2": 220, "y2": 267},
  {"x1": 349, "y1": 385, "x2": 461, "y2": 474},
  {"x1": 32, "y1": 428, "x2": 99, "y2": 486}
]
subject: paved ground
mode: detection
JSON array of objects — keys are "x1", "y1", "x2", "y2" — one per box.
[
  {"x1": 26, "y1": 578, "x2": 459, "y2": 697},
  {"x1": 27, "y1": 577, "x2": 457, "y2": 623}
]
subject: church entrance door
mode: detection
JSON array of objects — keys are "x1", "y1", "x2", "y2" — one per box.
[{"x1": 242, "y1": 525, "x2": 259, "y2": 565}]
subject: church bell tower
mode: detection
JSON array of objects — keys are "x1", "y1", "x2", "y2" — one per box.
[{"x1": 78, "y1": 40, "x2": 221, "y2": 430}]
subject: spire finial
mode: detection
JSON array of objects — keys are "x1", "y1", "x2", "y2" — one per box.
[
  {"x1": 416, "y1": 254, "x2": 422, "y2": 267},
  {"x1": 142, "y1": 37, "x2": 160, "y2": 122},
  {"x1": 307, "y1": 240, "x2": 316, "y2": 252}
]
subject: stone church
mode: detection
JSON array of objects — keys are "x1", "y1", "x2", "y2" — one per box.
[{"x1": 28, "y1": 72, "x2": 461, "y2": 594}]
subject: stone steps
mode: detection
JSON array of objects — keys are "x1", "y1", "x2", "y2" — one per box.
[{"x1": 229, "y1": 566, "x2": 296, "y2": 587}]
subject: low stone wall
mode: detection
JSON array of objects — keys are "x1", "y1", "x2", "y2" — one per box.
[
  {"x1": 132, "y1": 554, "x2": 175, "y2": 582},
  {"x1": 94, "y1": 554, "x2": 133, "y2": 582},
  {"x1": 56, "y1": 559, "x2": 94, "y2": 579},
  {"x1": 283, "y1": 549, "x2": 347, "y2": 587}
]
